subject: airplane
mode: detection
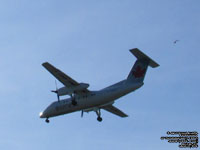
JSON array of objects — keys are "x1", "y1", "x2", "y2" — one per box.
[{"x1": 39, "y1": 48, "x2": 159, "y2": 123}]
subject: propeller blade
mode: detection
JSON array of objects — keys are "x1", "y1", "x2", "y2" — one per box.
[
  {"x1": 55, "y1": 80, "x2": 58, "y2": 90},
  {"x1": 51, "y1": 90, "x2": 58, "y2": 93},
  {"x1": 57, "y1": 94, "x2": 60, "y2": 101},
  {"x1": 52, "y1": 80, "x2": 60, "y2": 102}
]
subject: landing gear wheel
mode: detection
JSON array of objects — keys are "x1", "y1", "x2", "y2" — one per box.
[
  {"x1": 72, "y1": 100, "x2": 77, "y2": 106},
  {"x1": 96, "y1": 109, "x2": 102, "y2": 122},
  {"x1": 45, "y1": 118, "x2": 50, "y2": 123},
  {"x1": 97, "y1": 116, "x2": 102, "y2": 122}
]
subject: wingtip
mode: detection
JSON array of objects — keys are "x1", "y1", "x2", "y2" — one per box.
[
  {"x1": 42, "y1": 62, "x2": 49, "y2": 66},
  {"x1": 129, "y1": 48, "x2": 139, "y2": 52}
]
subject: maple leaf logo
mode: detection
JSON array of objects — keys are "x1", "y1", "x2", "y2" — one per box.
[{"x1": 132, "y1": 66, "x2": 146, "y2": 78}]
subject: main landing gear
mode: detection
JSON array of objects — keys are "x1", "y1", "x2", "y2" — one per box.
[
  {"x1": 72, "y1": 99, "x2": 77, "y2": 105},
  {"x1": 96, "y1": 109, "x2": 103, "y2": 122},
  {"x1": 45, "y1": 118, "x2": 50, "y2": 123},
  {"x1": 70, "y1": 94, "x2": 77, "y2": 106}
]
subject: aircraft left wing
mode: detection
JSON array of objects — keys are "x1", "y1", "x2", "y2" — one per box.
[
  {"x1": 42, "y1": 62, "x2": 90, "y2": 94},
  {"x1": 102, "y1": 105, "x2": 128, "y2": 117}
]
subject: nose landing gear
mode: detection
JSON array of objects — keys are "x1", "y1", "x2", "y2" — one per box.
[{"x1": 45, "y1": 118, "x2": 50, "y2": 123}]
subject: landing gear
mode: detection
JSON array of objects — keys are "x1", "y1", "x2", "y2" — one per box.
[
  {"x1": 96, "y1": 109, "x2": 103, "y2": 122},
  {"x1": 97, "y1": 116, "x2": 102, "y2": 122},
  {"x1": 71, "y1": 94, "x2": 77, "y2": 106},
  {"x1": 45, "y1": 118, "x2": 50, "y2": 123},
  {"x1": 72, "y1": 99, "x2": 77, "y2": 106}
]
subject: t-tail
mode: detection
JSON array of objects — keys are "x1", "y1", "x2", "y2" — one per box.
[{"x1": 127, "y1": 48, "x2": 159, "y2": 83}]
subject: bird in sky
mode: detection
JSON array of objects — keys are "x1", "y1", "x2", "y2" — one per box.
[{"x1": 174, "y1": 40, "x2": 179, "y2": 44}]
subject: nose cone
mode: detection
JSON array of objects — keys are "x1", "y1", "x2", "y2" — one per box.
[{"x1": 39, "y1": 112, "x2": 45, "y2": 118}]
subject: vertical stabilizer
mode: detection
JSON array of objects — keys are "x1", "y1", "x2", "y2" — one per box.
[{"x1": 127, "y1": 48, "x2": 159, "y2": 83}]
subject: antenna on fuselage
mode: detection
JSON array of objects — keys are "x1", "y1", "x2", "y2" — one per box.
[{"x1": 51, "y1": 80, "x2": 60, "y2": 102}]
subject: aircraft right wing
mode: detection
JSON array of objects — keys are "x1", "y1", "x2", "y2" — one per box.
[
  {"x1": 42, "y1": 62, "x2": 90, "y2": 94},
  {"x1": 102, "y1": 105, "x2": 128, "y2": 117}
]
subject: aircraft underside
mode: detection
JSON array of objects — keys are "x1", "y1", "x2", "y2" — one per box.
[{"x1": 41, "y1": 82, "x2": 143, "y2": 123}]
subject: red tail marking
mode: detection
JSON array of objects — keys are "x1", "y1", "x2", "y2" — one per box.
[{"x1": 132, "y1": 66, "x2": 146, "y2": 78}]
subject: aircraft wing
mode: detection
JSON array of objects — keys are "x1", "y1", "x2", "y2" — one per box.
[
  {"x1": 102, "y1": 105, "x2": 128, "y2": 117},
  {"x1": 42, "y1": 62, "x2": 89, "y2": 93}
]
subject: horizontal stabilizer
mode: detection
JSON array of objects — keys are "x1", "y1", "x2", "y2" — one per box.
[{"x1": 130, "y1": 48, "x2": 159, "y2": 68}]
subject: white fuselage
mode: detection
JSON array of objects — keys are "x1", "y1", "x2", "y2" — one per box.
[{"x1": 40, "y1": 80, "x2": 143, "y2": 119}]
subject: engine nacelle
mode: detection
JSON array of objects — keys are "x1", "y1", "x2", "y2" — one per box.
[
  {"x1": 57, "y1": 83, "x2": 89, "y2": 96},
  {"x1": 78, "y1": 83, "x2": 90, "y2": 89}
]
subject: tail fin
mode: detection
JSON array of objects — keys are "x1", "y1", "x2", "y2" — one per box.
[{"x1": 127, "y1": 48, "x2": 159, "y2": 83}]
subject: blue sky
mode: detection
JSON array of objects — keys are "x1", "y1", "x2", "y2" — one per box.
[{"x1": 0, "y1": 0, "x2": 199, "y2": 150}]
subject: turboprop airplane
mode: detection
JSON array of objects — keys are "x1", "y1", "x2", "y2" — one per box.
[{"x1": 39, "y1": 48, "x2": 159, "y2": 123}]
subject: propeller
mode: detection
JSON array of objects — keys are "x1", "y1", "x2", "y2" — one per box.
[{"x1": 51, "y1": 80, "x2": 60, "y2": 101}]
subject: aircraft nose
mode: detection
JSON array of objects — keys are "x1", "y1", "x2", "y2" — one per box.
[{"x1": 39, "y1": 112, "x2": 45, "y2": 118}]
